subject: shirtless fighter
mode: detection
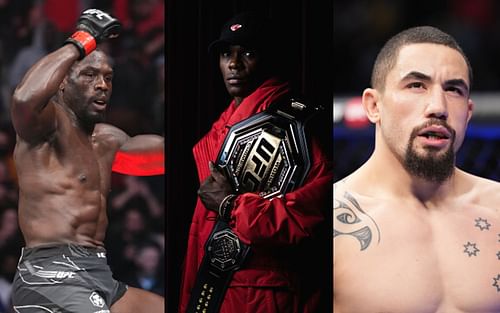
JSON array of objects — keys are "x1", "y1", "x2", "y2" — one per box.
[
  {"x1": 333, "y1": 26, "x2": 500, "y2": 312},
  {"x1": 9, "y1": 9, "x2": 165, "y2": 313}
]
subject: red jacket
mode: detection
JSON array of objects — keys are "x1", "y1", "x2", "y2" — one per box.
[{"x1": 179, "y1": 78, "x2": 332, "y2": 313}]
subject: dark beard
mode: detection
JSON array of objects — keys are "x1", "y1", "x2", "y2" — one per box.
[
  {"x1": 76, "y1": 109, "x2": 105, "y2": 133},
  {"x1": 82, "y1": 109, "x2": 105, "y2": 124},
  {"x1": 403, "y1": 121, "x2": 456, "y2": 183}
]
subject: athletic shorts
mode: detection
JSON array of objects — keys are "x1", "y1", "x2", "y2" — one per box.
[{"x1": 11, "y1": 243, "x2": 128, "y2": 313}]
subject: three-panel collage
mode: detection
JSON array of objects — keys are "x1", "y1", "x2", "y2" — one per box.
[{"x1": 0, "y1": 0, "x2": 334, "y2": 313}]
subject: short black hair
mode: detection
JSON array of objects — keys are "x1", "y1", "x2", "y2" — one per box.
[{"x1": 371, "y1": 26, "x2": 473, "y2": 91}]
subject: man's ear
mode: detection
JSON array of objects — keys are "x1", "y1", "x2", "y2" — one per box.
[
  {"x1": 466, "y1": 98, "x2": 474, "y2": 123},
  {"x1": 59, "y1": 78, "x2": 67, "y2": 91},
  {"x1": 362, "y1": 88, "x2": 381, "y2": 123}
]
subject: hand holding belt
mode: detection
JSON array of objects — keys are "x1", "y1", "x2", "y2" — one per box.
[
  {"x1": 218, "y1": 194, "x2": 237, "y2": 222},
  {"x1": 187, "y1": 98, "x2": 321, "y2": 313},
  {"x1": 216, "y1": 98, "x2": 320, "y2": 199}
]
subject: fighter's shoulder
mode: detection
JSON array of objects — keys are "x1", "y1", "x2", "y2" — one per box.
[
  {"x1": 333, "y1": 176, "x2": 349, "y2": 200},
  {"x1": 466, "y1": 171, "x2": 500, "y2": 188},
  {"x1": 463, "y1": 170, "x2": 500, "y2": 203},
  {"x1": 93, "y1": 123, "x2": 128, "y2": 143},
  {"x1": 94, "y1": 123, "x2": 124, "y2": 134},
  {"x1": 333, "y1": 172, "x2": 360, "y2": 195},
  {"x1": 333, "y1": 174, "x2": 365, "y2": 206}
]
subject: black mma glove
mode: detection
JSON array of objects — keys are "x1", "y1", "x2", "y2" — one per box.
[{"x1": 64, "y1": 9, "x2": 122, "y2": 60}]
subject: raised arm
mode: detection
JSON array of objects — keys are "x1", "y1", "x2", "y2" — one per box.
[
  {"x1": 11, "y1": 45, "x2": 80, "y2": 142},
  {"x1": 11, "y1": 8, "x2": 121, "y2": 142}
]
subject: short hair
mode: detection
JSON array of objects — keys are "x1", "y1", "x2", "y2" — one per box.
[{"x1": 371, "y1": 26, "x2": 473, "y2": 91}]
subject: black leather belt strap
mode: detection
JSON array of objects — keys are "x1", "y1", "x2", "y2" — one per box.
[{"x1": 186, "y1": 220, "x2": 250, "y2": 313}]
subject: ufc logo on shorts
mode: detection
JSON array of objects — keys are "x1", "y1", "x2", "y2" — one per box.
[
  {"x1": 35, "y1": 270, "x2": 76, "y2": 279},
  {"x1": 55, "y1": 271, "x2": 75, "y2": 279},
  {"x1": 83, "y1": 9, "x2": 111, "y2": 20}
]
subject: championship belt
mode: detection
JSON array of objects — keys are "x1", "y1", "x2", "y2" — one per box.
[
  {"x1": 186, "y1": 99, "x2": 321, "y2": 313},
  {"x1": 216, "y1": 98, "x2": 319, "y2": 198},
  {"x1": 186, "y1": 220, "x2": 251, "y2": 313}
]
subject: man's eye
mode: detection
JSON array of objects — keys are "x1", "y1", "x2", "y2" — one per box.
[
  {"x1": 446, "y1": 86, "x2": 464, "y2": 96},
  {"x1": 408, "y1": 82, "x2": 424, "y2": 89},
  {"x1": 243, "y1": 51, "x2": 256, "y2": 58}
]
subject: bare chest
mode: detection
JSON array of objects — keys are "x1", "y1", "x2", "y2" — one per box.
[
  {"x1": 15, "y1": 127, "x2": 115, "y2": 192},
  {"x1": 334, "y1": 200, "x2": 500, "y2": 313}
]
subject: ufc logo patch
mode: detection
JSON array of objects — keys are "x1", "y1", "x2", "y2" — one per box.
[
  {"x1": 242, "y1": 132, "x2": 281, "y2": 190},
  {"x1": 35, "y1": 270, "x2": 76, "y2": 279},
  {"x1": 97, "y1": 252, "x2": 106, "y2": 258},
  {"x1": 83, "y1": 9, "x2": 112, "y2": 20}
]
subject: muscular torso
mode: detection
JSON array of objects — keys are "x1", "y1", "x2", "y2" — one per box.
[
  {"x1": 14, "y1": 102, "x2": 120, "y2": 248},
  {"x1": 334, "y1": 176, "x2": 500, "y2": 313}
]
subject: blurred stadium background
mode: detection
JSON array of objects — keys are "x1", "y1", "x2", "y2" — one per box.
[{"x1": 334, "y1": 0, "x2": 500, "y2": 183}]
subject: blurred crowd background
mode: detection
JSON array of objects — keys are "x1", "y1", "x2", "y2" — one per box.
[
  {"x1": 0, "y1": 0, "x2": 165, "y2": 311},
  {"x1": 335, "y1": 0, "x2": 500, "y2": 94},
  {"x1": 334, "y1": 0, "x2": 500, "y2": 183}
]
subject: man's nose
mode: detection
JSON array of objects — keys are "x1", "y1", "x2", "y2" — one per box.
[
  {"x1": 228, "y1": 53, "x2": 241, "y2": 69},
  {"x1": 424, "y1": 88, "x2": 448, "y2": 120},
  {"x1": 95, "y1": 75, "x2": 109, "y2": 90}
]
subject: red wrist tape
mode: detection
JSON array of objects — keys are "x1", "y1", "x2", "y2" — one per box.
[{"x1": 70, "y1": 31, "x2": 96, "y2": 56}]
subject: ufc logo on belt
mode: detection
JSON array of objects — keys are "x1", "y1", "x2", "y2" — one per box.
[
  {"x1": 242, "y1": 132, "x2": 281, "y2": 190},
  {"x1": 82, "y1": 9, "x2": 112, "y2": 20}
]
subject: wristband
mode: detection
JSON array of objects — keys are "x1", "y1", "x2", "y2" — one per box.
[
  {"x1": 65, "y1": 31, "x2": 97, "y2": 60},
  {"x1": 218, "y1": 194, "x2": 236, "y2": 221}
]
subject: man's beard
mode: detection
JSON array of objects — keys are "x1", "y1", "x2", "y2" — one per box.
[
  {"x1": 82, "y1": 109, "x2": 106, "y2": 124},
  {"x1": 403, "y1": 121, "x2": 456, "y2": 183}
]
